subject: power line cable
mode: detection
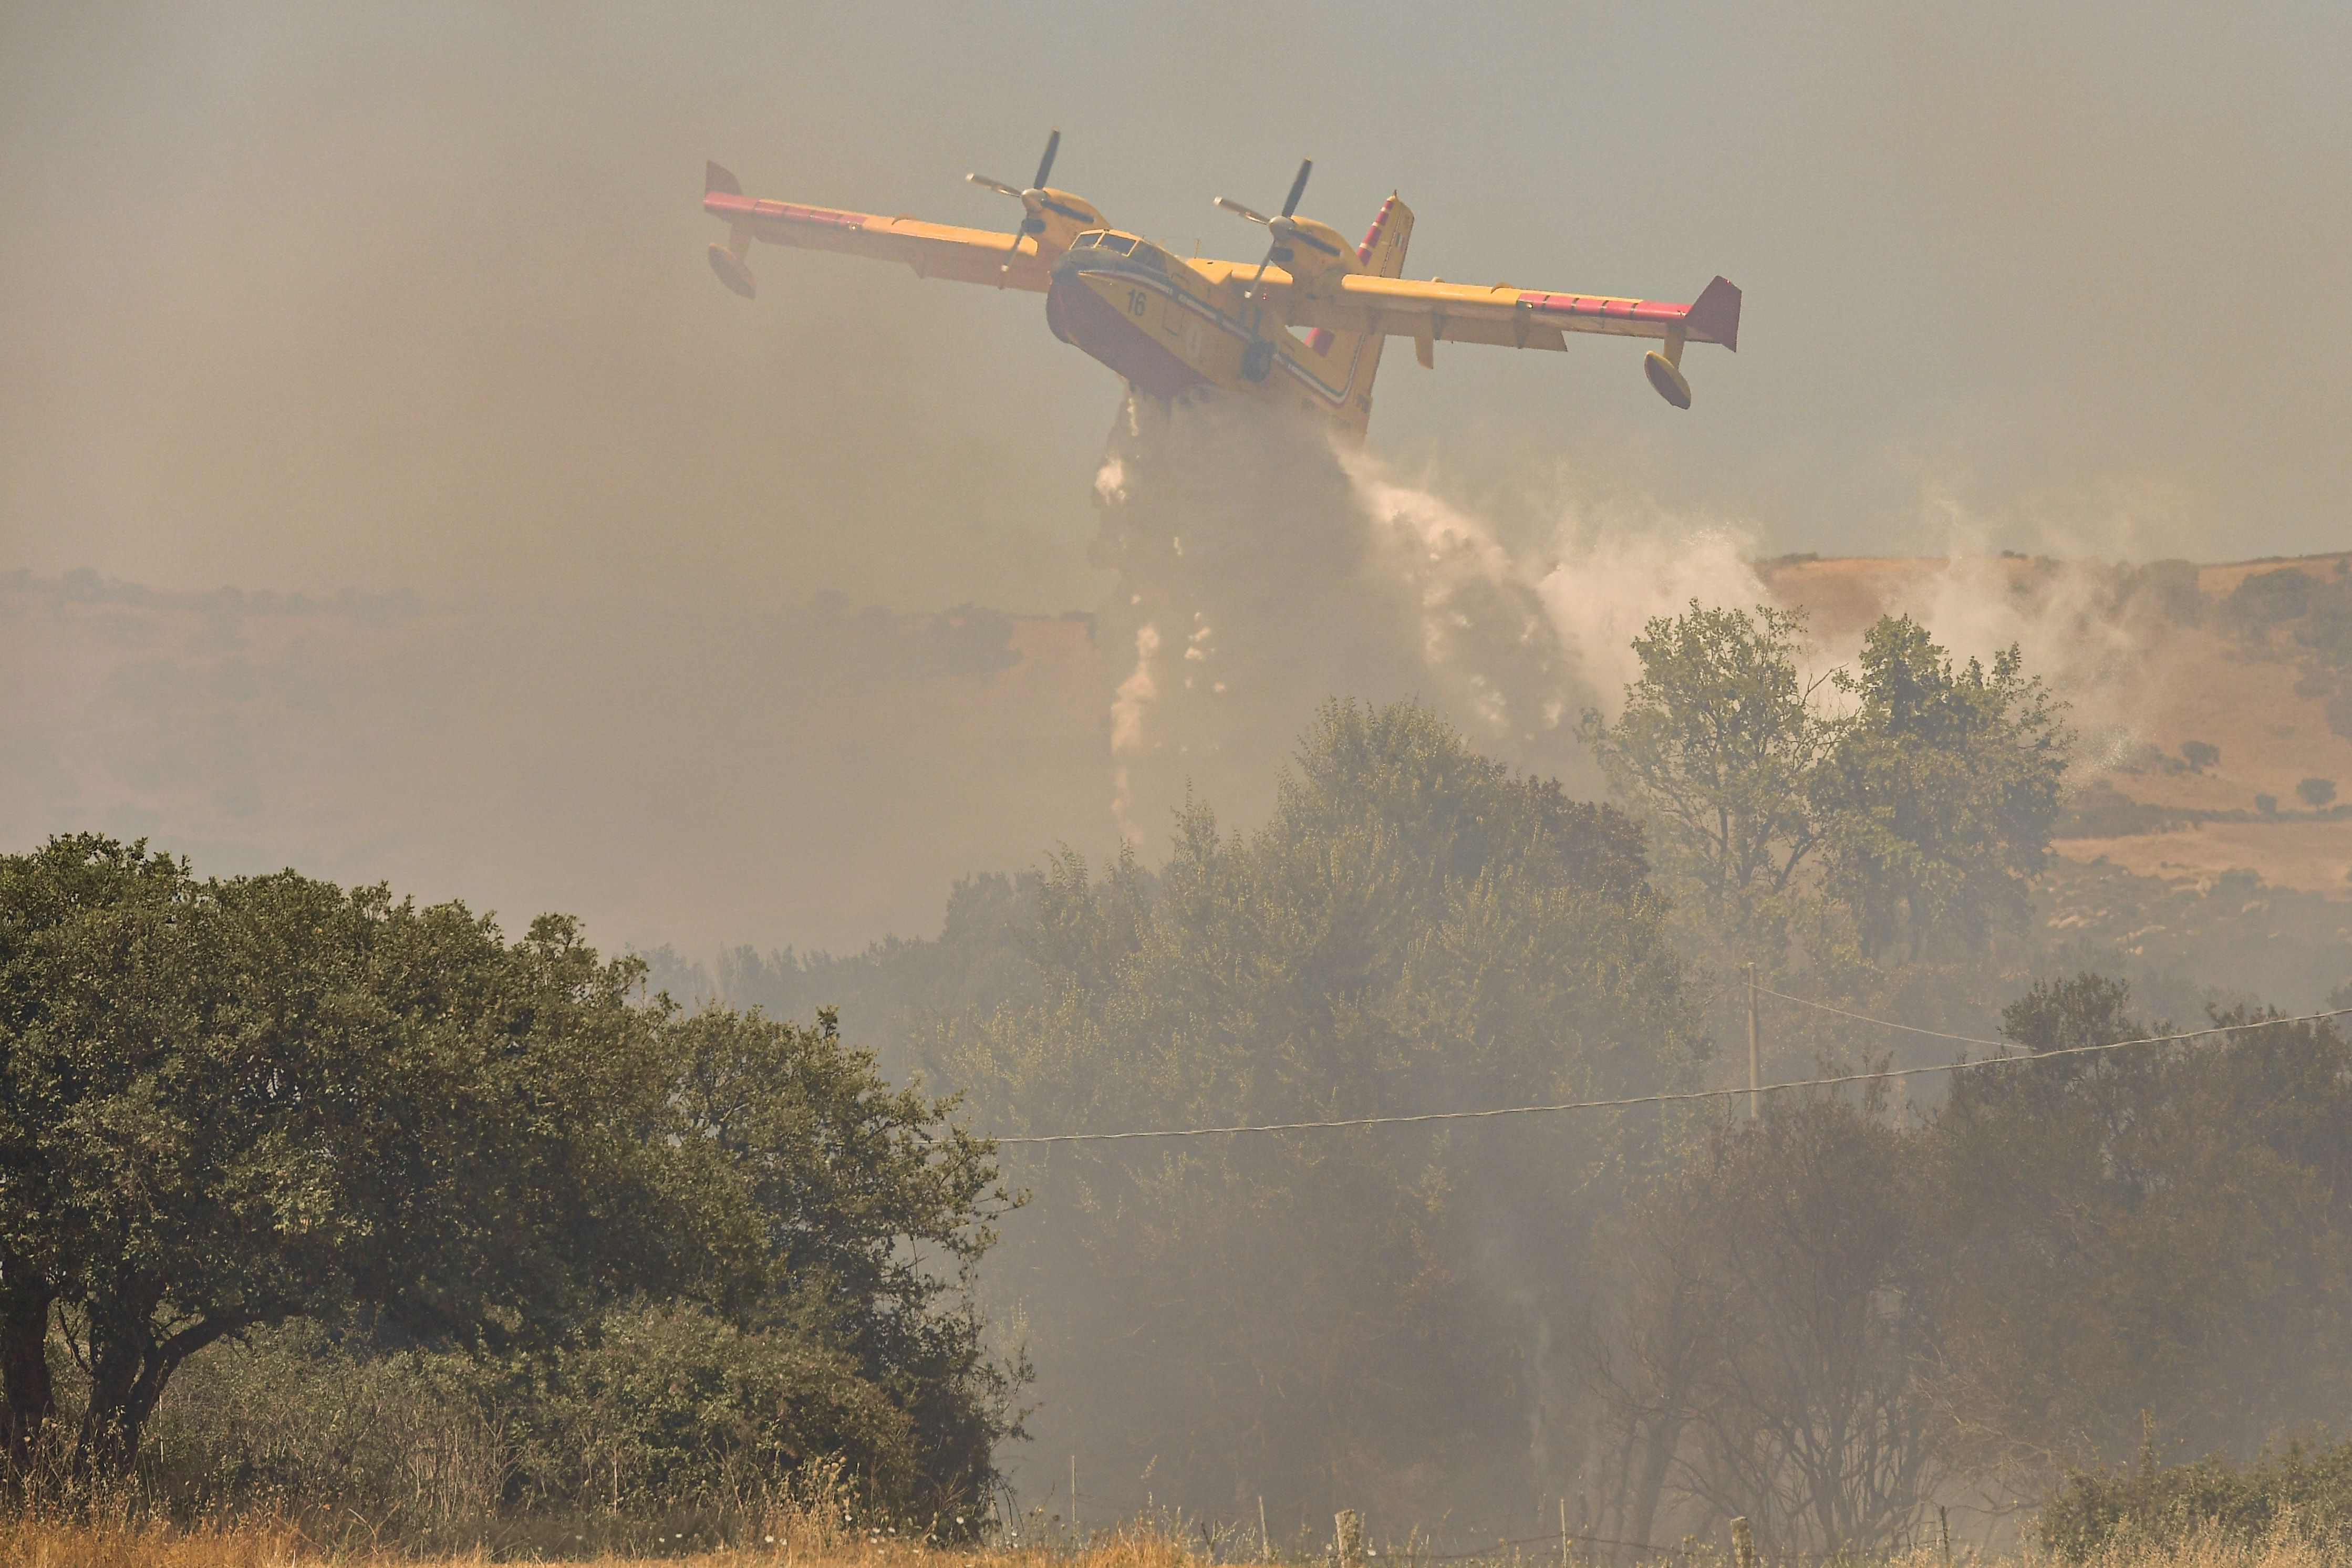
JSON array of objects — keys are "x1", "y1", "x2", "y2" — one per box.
[
  {"x1": 992, "y1": 1003, "x2": 2352, "y2": 1146},
  {"x1": 1754, "y1": 985, "x2": 2012, "y2": 1048}
]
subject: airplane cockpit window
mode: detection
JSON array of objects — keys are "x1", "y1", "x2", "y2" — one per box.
[
  {"x1": 1128, "y1": 243, "x2": 1168, "y2": 273},
  {"x1": 1072, "y1": 232, "x2": 1103, "y2": 248},
  {"x1": 1100, "y1": 234, "x2": 1136, "y2": 255}
]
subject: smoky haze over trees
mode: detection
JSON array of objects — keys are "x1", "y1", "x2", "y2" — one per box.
[
  {"x1": 929, "y1": 702, "x2": 1701, "y2": 1528},
  {"x1": 6, "y1": 612, "x2": 2352, "y2": 1551},
  {"x1": 701, "y1": 624, "x2": 2351, "y2": 1553}
]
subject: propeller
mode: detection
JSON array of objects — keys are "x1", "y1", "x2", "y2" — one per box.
[
  {"x1": 967, "y1": 129, "x2": 1061, "y2": 268},
  {"x1": 1215, "y1": 157, "x2": 1311, "y2": 302}
]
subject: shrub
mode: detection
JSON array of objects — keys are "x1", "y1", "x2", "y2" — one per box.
[
  {"x1": 2229, "y1": 568, "x2": 2315, "y2": 631},
  {"x1": 2298, "y1": 778, "x2": 2337, "y2": 809},
  {"x1": 139, "y1": 1317, "x2": 504, "y2": 1534},
  {"x1": 2057, "y1": 781, "x2": 2192, "y2": 838},
  {"x1": 2182, "y1": 741, "x2": 2220, "y2": 772},
  {"x1": 129, "y1": 1306, "x2": 928, "y2": 1549},
  {"x1": 2039, "y1": 1437, "x2": 2352, "y2": 1561},
  {"x1": 2256, "y1": 793, "x2": 2281, "y2": 816},
  {"x1": 496, "y1": 1304, "x2": 919, "y2": 1520}
]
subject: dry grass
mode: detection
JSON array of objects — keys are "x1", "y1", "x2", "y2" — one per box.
[
  {"x1": 2070, "y1": 1526, "x2": 2352, "y2": 1568},
  {"x1": 0, "y1": 1513, "x2": 1204, "y2": 1568},
  {"x1": 2051, "y1": 819, "x2": 2352, "y2": 896},
  {"x1": 12, "y1": 1523, "x2": 2352, "y2": 1568}
]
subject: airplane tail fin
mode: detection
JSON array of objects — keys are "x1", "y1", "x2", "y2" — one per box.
[
  {"x1": 1682, "y1": 274, "x2": 1740, "y2": 350},
  {"x1": 1355, "y1": 192, "x2": 1414, "y2": 279},
  {"x1": 1306, "y1": 194, "x2": 1415, "y2": 435},
  {"x1": 705, "y1": 161, "x2": 758, "y2": 297}
]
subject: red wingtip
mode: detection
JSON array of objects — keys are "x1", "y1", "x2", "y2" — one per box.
[{"x1": 705, "y1": 160, "x2": 742, "y2": 198}]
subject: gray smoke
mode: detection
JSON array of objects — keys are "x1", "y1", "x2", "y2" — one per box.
[{"x1": 1090, "y1": 390, "x2": 1768, "y2": 838}]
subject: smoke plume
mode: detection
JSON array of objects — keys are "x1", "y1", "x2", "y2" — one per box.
[{"x1": 1091, "y1": 391, "x2": 1768, "y2": 838}]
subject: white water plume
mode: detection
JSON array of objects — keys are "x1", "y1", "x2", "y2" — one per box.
[
  {"x1": 1092, "y1": 392, "x2": 1772, "y2": 838},
  {"x1": 1821, "y1": 496, "x2": 2202, "y2": 768}
]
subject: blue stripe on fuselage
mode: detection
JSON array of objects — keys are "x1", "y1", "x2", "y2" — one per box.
[{"x1": 1060, "y1": 248, "x2": 1366, "y2": 408}]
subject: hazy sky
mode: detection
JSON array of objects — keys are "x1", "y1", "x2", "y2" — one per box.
[
  {"x1": 7, "y1": 3, "x2": 2352, "y2": 958},
  {"x1": 5, "y1": 2, "x2": 2350, "y2": 616}
]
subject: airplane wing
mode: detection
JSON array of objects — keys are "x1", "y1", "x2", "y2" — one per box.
[
  {"x1": 1283, "y1": 273, "x2": 1740, "y2": 361},
  {"x1": 703, "y1": 164, "x2": 1050, "y2": 294}
]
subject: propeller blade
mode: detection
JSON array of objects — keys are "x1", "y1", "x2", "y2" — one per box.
[
  {"x1": 1215, "y1": 196, "x2": 1270, "y2": 224},
  {"x1": 967, "y1": 173, "x2": 1022, "y2": 198},
  {"x1": 1247, "y1": 238, "x2": 1281, "y2": 302},
  {"x1": 1280, "y1": 158, "x2": 1312, "y2": 218},
  {"x1": 1033, "y1": 128, "x2": 1061, "y2": 191}
]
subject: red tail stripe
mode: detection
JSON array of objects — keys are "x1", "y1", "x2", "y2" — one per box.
[
  {"x1": 703, "y1": 190, "x2": 866, "y2": 231},
  {"x1": 1519, "y1": 291, "x2": 1689, "y2": 325},
  {"x1": 1356, "y1": 194, "x2": 1396, "y2": 264}
]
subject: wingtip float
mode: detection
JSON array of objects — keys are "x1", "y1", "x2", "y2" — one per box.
[{"x1": 698, "y1": 138, "x2": 1739, "y2": 436}]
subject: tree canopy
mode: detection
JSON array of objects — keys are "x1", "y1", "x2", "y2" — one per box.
[
  {"x1": 1816, "y1": 618, "x2": 2068, "y2": 957},
  {"x1": 1595, "y1": 974, "x2": 2352, "y2": 1555},
  {"x1": 0, "y1": 834, "x2": 1014, "y2": 1513},
  {"x1": 924, "y1": 700, "x2": 1703, "y2": 1525},
  {"x1": 1581, "y1": 603, "x2": 1833, "y2": 925},
  {"x1": 1585, "y1": 607, "x2": 2068, "y2": 965}
]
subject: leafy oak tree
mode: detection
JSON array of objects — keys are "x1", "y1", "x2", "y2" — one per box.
[
  {"x1": 1815, "y1": 617, "x2": 2069, "y2": 959},
  {"x1": 670, "y1": 1005, "x2": 1021, "y2": 1513},
  {"x1": 1927, "y1": 975, "x2": 2352, "y2": 1472},
  {"x1": 0, "y1": 835, "x2": 747, "y2": 1478},
  {"x1": 1586, "y1": 608, "x2": 2068, "y2": 969},
  {"x1": 1, "y1": 836, "x2": 1021, "y2": 1513},
  {"x1": 1580, "y1": 603, "x2": 1835, "y2": 933},
  {"x1": 1593, "y1": 1091, "x2": 1944, "y2": 1555}
]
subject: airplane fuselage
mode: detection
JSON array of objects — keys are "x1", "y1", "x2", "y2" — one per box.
[{"x1": 1044, "y1": 231, "x2": 1377, "y2": 428}]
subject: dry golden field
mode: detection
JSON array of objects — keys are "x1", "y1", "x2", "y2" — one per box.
[
  {"x1": 9, "y1": 1522, "x2": 2352, "y2": 1568},
  {"x1": 0, "y1": 1515, "x2": 1196, "y2": 1568},
  {"x1": 1761, "y1": 551, "x2": 2352, "y2": 899}
]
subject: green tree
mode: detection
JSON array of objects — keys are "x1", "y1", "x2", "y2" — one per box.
[
  {"x1": 0, "y1": 836, "x2": 745, "y2": 1478},
  {"x1": 1595, "y1": 1092, "x2": 1942, "y2": 1555},
  {"x1": 928, "y1": 701, "x2": 1701, "y2": 1526},
  {"x1": 1580, "y1": 603, "x2": 1833, "y2": 935},
  {"x1": 1925, "y1": 975, "x2": 2352, "y2": 1473},
  {"x1": 1814, "y1": 617, "x2": 2069, "y2": 958},
  {"x1": 0, "y1": 835, "x2": 1023, "y2": 1512},
  {"x1": 671, "y1": 1005, "x2": 1020, "y2": 1514}
]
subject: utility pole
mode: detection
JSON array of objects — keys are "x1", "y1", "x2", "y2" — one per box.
[{"x1": 1746, "y1": 963, "x2": 1760, "y2": 1122}]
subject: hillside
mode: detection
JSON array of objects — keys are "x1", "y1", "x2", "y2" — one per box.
[
  {"x1": 1761, "y1": 551, "x2": 2352, "y2": 894},
  {"x1": 6, "y1": 553, "x2": 2347, "y2": 1002}
]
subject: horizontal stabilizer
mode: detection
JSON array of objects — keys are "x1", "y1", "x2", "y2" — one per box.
[
  {"x1": 708, "y1": 242, "x2": 756, "y2": 298},
  {"x1": 1684, "y1": 275, "x2": 1740, "y2": 351}
]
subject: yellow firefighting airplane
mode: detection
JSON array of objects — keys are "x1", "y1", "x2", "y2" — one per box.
[{"x1": 701, "y1": 132, "x2": 1739, "y2": 436}]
